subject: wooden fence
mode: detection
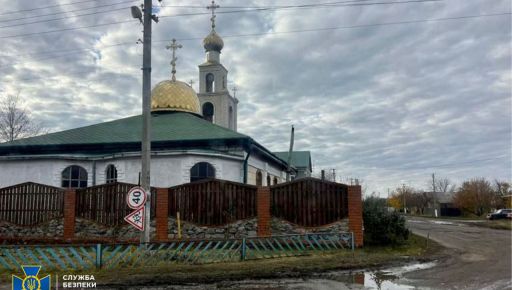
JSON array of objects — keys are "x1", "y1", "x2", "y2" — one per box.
[
  {"x1": 271, "y1": 178, "x2": 348, "y2": 227},
  {"x1": 75, "y1": 182, "x2": 157, "y2": 226},
  {"x1": 0, "y1": 178, "x2": 349, "y2": 228},
  {"x1": 169, "y1": 179, "x2": 257, "y2": 226},
  {"x1": 0, "y1": 182, "x2": 64, "y2": 226}
]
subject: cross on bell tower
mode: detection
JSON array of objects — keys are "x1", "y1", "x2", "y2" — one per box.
[
  {"x1": 166, "y1": 38, "x2": 182, "y2": 81},
  {"x1": 207, "y1": 0, "x2": 220, "y2": 30}
]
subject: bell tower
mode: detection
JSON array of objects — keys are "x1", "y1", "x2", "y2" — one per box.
[{"x1": 198, "y1": 1, "x2": 238, "y2": 131}]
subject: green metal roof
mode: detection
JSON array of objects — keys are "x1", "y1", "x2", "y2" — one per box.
[
  {"x1": 0, "y1": 112, "x2": 290, "y2": 170},
  {"x1": 272, "y1": 151, "x2": 312, "y2": 170},
  {"x1": 0, "y1": 112, "x2": 248, "y2": 147}
]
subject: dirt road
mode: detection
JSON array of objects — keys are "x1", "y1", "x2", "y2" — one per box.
[{"x1": 406, "y1": 217, "x2": 511, "y2": 290}]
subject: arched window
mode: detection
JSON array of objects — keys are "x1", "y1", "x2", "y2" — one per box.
[
  {"x1": 203, "y1": 102, "x2": 214, "y2": 122},
  {"x1": 105, "y1": 164, "x2": 117, "y2": 184},
  {"x1": 206, "y1": 73, "x2": 214, "y2": 93},
  {"x1": 273, "y1": 177, "x2": 278, "y2": 185},
  {"x1": 62, "y1": 165, "x2": 88, "y2": 188},
  {"x1": 256, "y1": 170, "x2": 263, "y2": 186},
  {"x1": 266, "y1": 175, "x2": 271, "y2": 186},
  {"x1": 190, "y1": 162, "x2": 216, "y2": 182},
  {"x1": 228, "y1": 106, "x2": 233, "y2": 129}
]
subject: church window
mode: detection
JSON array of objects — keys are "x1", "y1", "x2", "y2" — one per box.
[
  {"x1": 266, "y1": 175, "x2": 271, "y2": 186},
  {"x1": 202, "y1": 102, "x2": 214, "y2": 122},
  {"x1": 105, "y1": 164, "x2": 117, "y2": 184},
  {"x1": 62, "y1": 165, "x2": 88, "y2": 188},
  {"x1": 190, "y1": 162, "x2": 215, "y2": 182},
  {"x1": 206, "y1": 73, "x2": 214, "y2": 93},
  {"x1": 273, "y1": 177, "x2": 278, "y2": 185},
  {"x1": 228, "y1": 106, "x2": 233, "y2": 129},
  {"x1": 256, "y1": 170, "x2": 262, "y2": 186},
  {"x1": 222, "y1": 76, "x2": 226, "y2": 89}
]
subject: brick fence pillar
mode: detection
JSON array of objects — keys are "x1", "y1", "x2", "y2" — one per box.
[
  {"x1": 257, "y1": 186, "x2": 271, "y2": 237},
  {"x1": 347, "y1": 185, "x2": 363, "y2": 247},
  {"x1": 63, "y1": 189, "x2": 76, "y2": 241},
  {"x1": 155, "y1": 188, "x2": 169, "y2": 242}
]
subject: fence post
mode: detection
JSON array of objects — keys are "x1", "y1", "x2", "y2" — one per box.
[
  {"x1": 95, "y1": 244, "x2": 102, "y2": 269},
  {"x1": 351, "y1": 232, "x2": 355, "y2": 251},
  {"x1": 63, "y1": 189, "x2": 76, "y2": 240},
  {"x1": 240, "y1": 238, "x2": 246, "y2": 261},
  {"x1": 155, "y1": 188, "x2": 169, "y2": 242},
  {"x1": 347, "y1": 185, "x2": 363, "y2": 247},
  {"x1": 257, "y1": 187, "x2": 271, "y2": 237}
]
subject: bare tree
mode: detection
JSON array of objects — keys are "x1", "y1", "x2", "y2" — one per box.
[
  {"x1": 0, "y1": 94, "x2": 45, "y2": 142},
  {"x1": 435, "y1": 177, "x2": 455, "y2": 193}
]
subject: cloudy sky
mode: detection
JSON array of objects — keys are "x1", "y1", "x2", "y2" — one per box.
[{"x1": 0, "y1": 0, "x2": 510, "y2": 195}]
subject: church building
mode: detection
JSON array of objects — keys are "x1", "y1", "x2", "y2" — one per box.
[{"x1": 0, "y1": 8, "x2": 312, "y2": 189}]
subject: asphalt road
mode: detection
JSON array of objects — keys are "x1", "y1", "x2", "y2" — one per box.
[{"x1": 405, "y1": 217, "x2": 512, "y2": 290}]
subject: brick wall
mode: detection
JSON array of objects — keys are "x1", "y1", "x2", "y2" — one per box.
[
  {"x1": 155, "y1": 188, "x2": 169, "y2": 241},
  {"x1": 257, "y1": 186, "x2": 271, "y2": 237},
  {"x1": 347, "y1": 185, "x2": 363, "y2": 247},
  {"x1": 63, "y1": 189, "x2": 76, "y2": 240}
]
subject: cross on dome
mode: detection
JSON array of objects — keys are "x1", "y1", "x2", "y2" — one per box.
[{"x1": 166, "y1": 38, "x2": 183, "y2": 81}]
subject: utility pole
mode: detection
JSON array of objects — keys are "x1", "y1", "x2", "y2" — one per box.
[
  {"x1": 402, "y1": 183, "x2": 407, "y2": 214},
  {"x1": 135, "y1": 0, "x2": 157, "y2": 244},
  {"x1": 432, "y1": 173, "x2": 436, "y2": 192},
  {"x1": 286, "y1": 125, "x2": 295, "y2": 181},
  {"x1": 332, "y1": 169, "x2": 336, "y2": 182},
  {"x1": 432, "y1": 172, "x2": 438, "y2": 217}
]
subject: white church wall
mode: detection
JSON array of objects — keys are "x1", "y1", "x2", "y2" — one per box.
[
  {"x1": 0, "y1": 153, "x2": 244, "y2": 189},
  {"x1": 0, "y1": 159, "x2": 93, "y2": 188},
  {"x1": 247, "y1": 155, "x2": 285, "y2": 185}
]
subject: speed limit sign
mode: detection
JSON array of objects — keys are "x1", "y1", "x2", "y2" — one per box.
[{"x1": 126, "y1": 186, "x2": 147, "y2": 209}]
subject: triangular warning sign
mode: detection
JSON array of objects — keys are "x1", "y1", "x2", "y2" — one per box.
[{"x1": 124, "y1": 207, "x2": 145, "y2": 231}]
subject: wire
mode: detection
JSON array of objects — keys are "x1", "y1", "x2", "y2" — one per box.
[
  {"x1": 0, "y1": 0, "x2": 444, "y2": 37},
  {"x1": 0, "y1": 12, "x2": 509, "y2": 68},
  {"x1": 0, "y1": 0, "x2": 122, "y2": 17},
  {"x1": 0, "y1": 0, "x2": 137, "y2": 24},
  {"x1": 0, "y1": 7, "x2": 131, "y2": 29}
]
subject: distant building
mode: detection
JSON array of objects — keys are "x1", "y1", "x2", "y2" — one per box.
[{"x1": 272, "y1": 151, "x2": 312, "y2": 179}]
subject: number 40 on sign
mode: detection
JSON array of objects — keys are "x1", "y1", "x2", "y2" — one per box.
[{"x1": 124, "y1": 187, "x2": 147, "y2": 231}]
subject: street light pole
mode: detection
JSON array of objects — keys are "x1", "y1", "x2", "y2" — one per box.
[{"x1": 141, "y1": 0, "x2": 152, "y2": 244}]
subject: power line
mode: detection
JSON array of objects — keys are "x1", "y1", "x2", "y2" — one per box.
[
  {"x1": 0, "y1": 0, "x2": 137, "y2": 25},
  {"x1": 0, "y1": 0, "x2": 123, "y2": 17},
  {"x1": 0, "y1": 7, "x2": 131, "y2": 29},
  {"x1": 0, "y1": 0, "x2": 444, "y2": 37},
  {"x1": 0, "y1": 11, "x2": 509, "y2": 69}
]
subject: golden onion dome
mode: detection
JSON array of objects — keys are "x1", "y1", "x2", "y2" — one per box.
[
  {"x1": 203, "y1": 30, "x2": 224, "y2": 52},
  {"x1": 151, "y1": 80, "x2": 201, "y2": 114}
]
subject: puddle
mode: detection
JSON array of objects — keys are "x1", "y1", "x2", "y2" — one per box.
[
  {"x1": 431, "y1": 221, "x2": 455, "y2": 225},
  {"x1": 321, "y1": 261, "x2": 438, "y2": 290}
]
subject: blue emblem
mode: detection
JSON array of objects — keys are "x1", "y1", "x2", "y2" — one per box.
[{"x1": 12, "y1": 265, "x2": 51, "y2": 290}]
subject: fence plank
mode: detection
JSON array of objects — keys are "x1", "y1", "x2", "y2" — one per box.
[
  {"x1": 270, "y1": 178, "x2": 349, "y2": 227},
  {"x1": 0, "y1": 182, "x2": 65, "y2": 226},
  {"x1": 168, "y1": 179, "x2": 257, "y2": 226}
]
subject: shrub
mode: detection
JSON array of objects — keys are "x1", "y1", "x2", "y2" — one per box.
[{"x1": 363, "y1": 196, "x2": 409, "y2": 246}]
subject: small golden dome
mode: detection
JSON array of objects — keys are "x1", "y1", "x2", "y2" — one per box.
[
  {"x1": 203, "y1": 30, "x2": 224, "y2": 52},
  {"x1": 151, "y1": 80, "x2": 201, "y2": 114}
]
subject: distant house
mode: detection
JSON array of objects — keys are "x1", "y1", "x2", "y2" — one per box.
[
  {"x1": 425, "y1": 191, "x2": 461, "y2": 217},
  {"x1": 272, "y1": 151, "x2": 312, "y2": 179}
]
